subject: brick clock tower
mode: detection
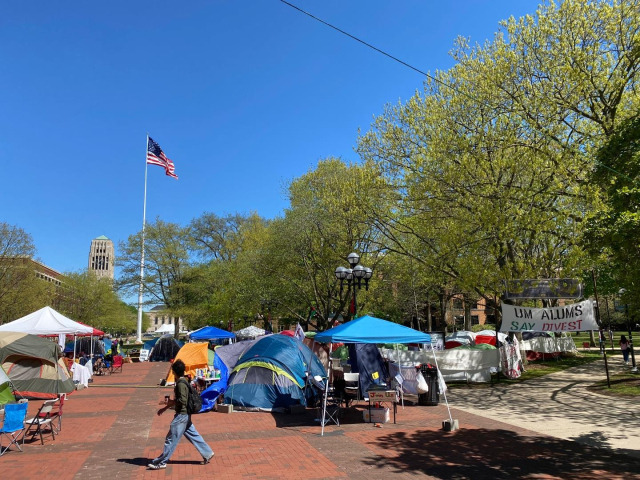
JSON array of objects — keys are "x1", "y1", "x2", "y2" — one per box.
[{"x1": 88, "y1": 235, "x2": 115, "y2": 279}]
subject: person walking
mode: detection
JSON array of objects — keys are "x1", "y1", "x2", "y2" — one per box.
[
  {"x1": 620, "y1": 335, "x2": 631, "y2": 364},
  {"x1": 148, "y1": 359, "x2": 214, "y2": 469}
]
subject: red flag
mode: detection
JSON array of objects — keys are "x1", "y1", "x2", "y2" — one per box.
[
  {"x1": 349, "y1": 296, "x2": 355, "y2": 315},
  {"x1": 147, "y1": 137, "x2": 178, "y2": 179}
]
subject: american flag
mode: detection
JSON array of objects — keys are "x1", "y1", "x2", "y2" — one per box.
[{"x1": 147, "y1": 137, "x2": 178, "y2": 179}]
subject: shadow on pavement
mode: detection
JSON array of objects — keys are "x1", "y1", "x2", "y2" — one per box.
[{"x1": 362, "y1": 427, "x2": 640, "y2": 480}]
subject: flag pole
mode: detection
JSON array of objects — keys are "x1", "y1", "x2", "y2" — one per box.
[{"x1": 136, "y1": 135, "x2": 150, "y2": 343}]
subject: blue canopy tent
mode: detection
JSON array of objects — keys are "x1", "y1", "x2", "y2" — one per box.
[
  {"x1": 315, "y1": 315, "x2": 432, "y2": 344},
  {"x1": 189, "y1": 326, "x2": 235, "y2": 344},
  {"x1": 314, "y1": 315, "x2": 452, "y2": 435}
]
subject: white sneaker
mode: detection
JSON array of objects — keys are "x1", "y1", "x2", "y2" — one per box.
[{"x1": 148, "y1": 463, "x2": 167, "y2": 470}]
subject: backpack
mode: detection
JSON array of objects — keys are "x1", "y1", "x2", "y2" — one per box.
[{"x1": 178, "y1": 378, "x2": 203, "y2": 415}]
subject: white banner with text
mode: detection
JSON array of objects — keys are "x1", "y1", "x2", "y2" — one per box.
[{"x1": 500, "y1": 300, "x2": 598, "y2": 333}]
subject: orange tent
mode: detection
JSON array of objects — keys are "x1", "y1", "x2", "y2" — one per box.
[{"x1": 166, "y1": 342, "x2": 210, "y2": 384}]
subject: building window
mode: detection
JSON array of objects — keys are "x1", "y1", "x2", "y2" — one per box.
[{"x1": 471, "y1": 315, "x2": 479, "y2": 325}]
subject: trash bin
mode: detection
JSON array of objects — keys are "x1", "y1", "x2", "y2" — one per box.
[{"x1": 418, "y1": 364, "x2": 439, "y2": 406}]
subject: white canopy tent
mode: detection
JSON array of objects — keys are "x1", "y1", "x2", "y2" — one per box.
[
  {"x1": 0, "y1": 306, "x2": 95, "y2": 365},
  {"x1": 155, "y1": 324, "x2": 179, "y2": 334},
  {"x1": 0, "y1": 306, "x2": 93, "y2": 336}
]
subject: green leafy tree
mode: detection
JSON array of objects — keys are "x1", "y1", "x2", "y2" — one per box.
[
  {"x1": 358, "y1": 0, "x2": 639, "y2": 326},
  {"x1": 57, "y1": 271, "x2": 140, "y2": 334},
  {"x1": 178, "y1": 212, "x2": 270, "y2": 330},
  {"x1": 117, "y1": 218, "x2": 192, "y2": 335},
  {"x1": 256, "y1": 158, "x2": 386, "y2": 330},
  {"x1": 586, "y1": 115, "x2": 640, "y2": 308},
  {"x1": 0, "y1": 222, "x2": 55, "y2": 323}
]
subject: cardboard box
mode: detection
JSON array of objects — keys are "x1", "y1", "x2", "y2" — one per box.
[
  {"x1": 218, "y1": 404, "x2": 233, "y2": 414},
  {"x1": 363, "y1": 407, "x2": 390, "y2": 424},
  {"x1": 367, "y1": 390, "x2": 398, "y2": 401}
]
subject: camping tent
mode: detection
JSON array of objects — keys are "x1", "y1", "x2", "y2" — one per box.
[
  {"x1": 140, "y1": 337, "x2": 160, "y2": 362},
  {"x1": 0, "y1": 306, "x2": 94, "y2": 336},
  {"x1": 475, "y1": 330, "x2": 508, "y2": 347},
  {"x1": 445, "y1": 331, "x2": 476, "y2": 349},
  {"x1": 0, "y1": 365, "x2": 15, "y2": 405},
  {"x1": 198, "y1": 338, "x2": 265, "y2": 412},
  {"x1": 65, "y1": 337, "x2": 106, "y2": 356},
  {"x1": 148, "y1": 335, "x2": 183, "y2": 362},
  {"x1": 165, "y1": 342, "x2": 212, "y2": 384},
  {"x1": 0, "y1": 331, "x2": 75, "y2": 399},
  {"x1": 224, "y1": 335, "x2": 325, "y2": 412},
  {"x1": 234, "y1": 325, "x2": 266, "y2": 340},
  {"x1": 189, "y1": 326, "x2": 235, "y2": 343}
]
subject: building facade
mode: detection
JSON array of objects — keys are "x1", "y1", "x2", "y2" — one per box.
[
  {"x1": 146, "y1": 305, "x2": 186, "y2": 334},
  {"x1": 88, "y1": 236, "x2": 114, "y2": 279}
]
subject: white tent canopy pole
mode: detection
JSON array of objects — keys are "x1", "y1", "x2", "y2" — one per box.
[
  {"x1": 428, "y1": 343, "x2": 453, "y2": 426},
  {"x1": 320, "y1": 343, "x2": 333, "y2": 436}
]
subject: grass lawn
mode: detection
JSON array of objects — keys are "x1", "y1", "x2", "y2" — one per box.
[{"x1": 589, "y1": 372, "x2": 640, "y2": 396}]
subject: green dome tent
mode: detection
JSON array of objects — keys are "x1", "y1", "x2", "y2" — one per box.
[{"x1": 0, "y1": 331, "x2": 75, "y2": 400}]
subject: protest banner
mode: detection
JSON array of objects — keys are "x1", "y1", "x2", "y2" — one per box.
[{"x1": 500, "y1": 300, "x2": 598, "y2": 332}]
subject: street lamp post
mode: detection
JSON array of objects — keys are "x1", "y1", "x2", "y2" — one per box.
[
  {"x1": 260, "y1": 298, "x2": 278, "y2": 333},
  {"x1": 335, "y1": 252, "x2": 373, "y2": 320},
  {"x1": 618, "y1": 289, "x2": 638, "y2": 373}
]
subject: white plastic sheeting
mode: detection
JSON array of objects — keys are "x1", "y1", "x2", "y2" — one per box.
[
  {"x1": 381, "y1": 348, "x2": 500, "y2": 383},
  {"x1": 520, "y1": 336, "x2": 577, "y2": 353}
]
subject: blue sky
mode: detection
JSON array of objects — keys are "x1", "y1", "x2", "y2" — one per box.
[{"x1": 1, "y1": 1, "x2": 538, "y2": 277}]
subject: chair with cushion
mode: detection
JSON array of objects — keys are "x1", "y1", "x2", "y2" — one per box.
[
  {"x1": 24, "y1": 399, "x2": 56, "y2": 445},
  {"x1": 110, "y1": 355, "x2": 123, "y2": 374},
  {"x1": 0, "y1": 402, "x2": 28, "y2": 456}
]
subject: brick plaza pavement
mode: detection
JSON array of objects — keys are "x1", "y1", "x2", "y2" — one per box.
[{"x1": 1, "y1": 361, "x2": 639, "y2": 480}]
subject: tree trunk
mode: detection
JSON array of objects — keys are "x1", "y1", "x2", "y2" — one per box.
[{"x1": 464, "y1": 295, "x2": 472, "y2": 331}]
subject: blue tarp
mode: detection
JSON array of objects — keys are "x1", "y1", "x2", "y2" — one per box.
[
  {"x1": 200, "y1": 353, "x2": 229, "y2": 412},
  {"x1": 189, "y1": 326, "x2": 235, "y2": 341},
  {"x1": 225, "y1": 335, "x2": 326, "y2": 411},
  {"x1": 315, "y1": 315, "x2": 432, "y2": 344},
  {"x1": 348, "y1": 343, "x2": 389, "y2": 395}
]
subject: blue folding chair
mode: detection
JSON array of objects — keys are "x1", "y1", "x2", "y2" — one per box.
[{"x1": 0, "y1": 402, "x2": 28, "y2": 456}]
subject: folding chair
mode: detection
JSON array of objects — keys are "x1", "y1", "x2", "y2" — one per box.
[
  {"x1": 0, "y1": 402, "x2": 28, "y2": 456},
  {"x1": 110, "y1": 355, "x2": 123, "y2": 374},
  {"x1": 343, "y1": 372, "x2": 361, "y2": 408},
  {"x1": 24, "y1": 399, "x2": 56, "y2": 445},
  {"x1": 313, "y1": 376, "x2": 340, "y2": 428},
  {"x1": 49, "y1": 394, "x2": 66, "y2": 434}
]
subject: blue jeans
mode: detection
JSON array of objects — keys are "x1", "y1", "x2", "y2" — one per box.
[
  {"x1": 153, "y1": 413, "x2": 213, "y2": 465},
  {"x1": 623, "y1": 349, "x2": 630, "y2": 362}
]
